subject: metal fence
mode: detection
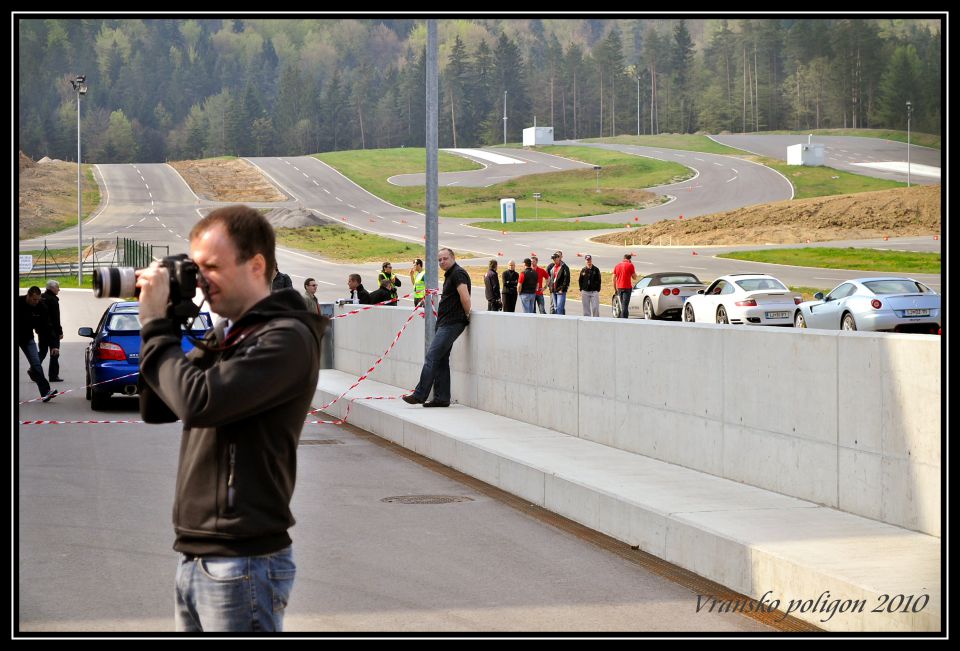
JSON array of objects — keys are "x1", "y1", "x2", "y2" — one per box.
[{"x1": 19, "y1": 237, "x2": 169, "y2": 280}]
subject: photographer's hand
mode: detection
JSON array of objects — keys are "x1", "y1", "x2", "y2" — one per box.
[{"x1": 136, "y1": 262, "x2": 171, "y2": 325}]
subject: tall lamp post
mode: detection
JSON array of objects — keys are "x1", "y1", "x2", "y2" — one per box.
[
  {"x1": 503, "y1": 90, "x2": 508, "y2": 146},
  {"x1": 70, "y1": 75, "x2": 87, "y2": 284},
  {"x1": 906, "y1": 101, "x2": 913, "y2": 188}
]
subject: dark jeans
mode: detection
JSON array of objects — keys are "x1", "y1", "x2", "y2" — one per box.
[
  {"x1": 487, "y1": 299, "x2": 502, "y2": 311},
  {"x1": 19, "y1": 340, "x2": 51, "y2": 397},
  {"x1": 617, "y1": 289, "x2": 633, "y2": 318},
  {"x1": 38, "y1": 339, "x2": 60, "y2": 379},
  {"x1": 412, "y1": 321, "x2": 467, "y2": 403},
  {"x1": 503, "y1": 293, "x2": 517, "y2": 313}
]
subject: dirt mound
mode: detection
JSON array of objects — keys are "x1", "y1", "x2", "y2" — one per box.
[
  {"x1": 18, "y1": 158, "x2": 92, "y2": 240},
  {"x1": 168, "y1": 158, "x2": 287, "y2": 202},
  {"x1": 592, "y1": 185, "x2": 941, "y2": 246},
  {"x1": 265, "y1": 207, "x2": 335, "y2": 229},
  {"x1": 19, "y1": 151, "x2": 35, "y2": 170}
]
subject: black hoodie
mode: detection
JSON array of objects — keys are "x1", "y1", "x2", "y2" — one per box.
[{"x1": 139, "y1": 289, "x2": 328, "y2": 556}]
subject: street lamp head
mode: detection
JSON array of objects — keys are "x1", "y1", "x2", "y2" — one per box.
[{"x1": 71, "y1": 75, "x2": 88, "y2": 95}]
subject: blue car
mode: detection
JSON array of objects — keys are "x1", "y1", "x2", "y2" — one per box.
[{"x1": 78, "y1": 301, "x2": 212, "y2": 410}]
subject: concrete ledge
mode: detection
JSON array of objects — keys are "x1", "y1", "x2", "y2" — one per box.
[{"x1": 315, "y1": 370, "x2": 941, "y2": 633}]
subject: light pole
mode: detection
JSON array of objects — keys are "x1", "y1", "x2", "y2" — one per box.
[
  {"x1": 906, "y1": 101, "x2": 913, "y2": 188},
  {"x1": 503, "y1": 90, "x2": 508, "y2": 146},
  {"x1": 70, "y1": 75, "x2": 87, "y2": 285},
  {"x1": 594, "y1": 166, "x2": 602, "y2": 193}
]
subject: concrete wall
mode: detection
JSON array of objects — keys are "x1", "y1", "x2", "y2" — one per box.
[{"x1": 333, "y1": 307, "x2": 941, "y2": 537}]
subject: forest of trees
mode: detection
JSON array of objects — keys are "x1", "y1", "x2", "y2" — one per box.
[{"x1": 17, "y1": 17, "x2": 942, "y2": 164}]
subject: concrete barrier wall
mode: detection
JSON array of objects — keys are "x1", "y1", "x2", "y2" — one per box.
[{"x1": 333, "y1": 306, "x2": 941, "y2": 537}]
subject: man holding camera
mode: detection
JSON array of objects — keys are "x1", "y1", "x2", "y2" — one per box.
[{"x1": 136, "y1": 205, "x2": 326, "y2": 633}]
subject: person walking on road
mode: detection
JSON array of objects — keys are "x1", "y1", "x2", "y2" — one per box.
[
  {"x1": 17, "y1": 286, "x2": 58, "y2": 402},
  {"x1": 402, "y1": 248, "x2": 471, "y2": 408},
  {"x1": 40, "y1": 280, "x2": 64, "y2": 381},
  {"x1": 579, "y1": 255, "x2": 601, "y2": 317},
  {"x1": 613, "y1": 253, "x2": 638, "y2": 318},
  {"x1": 501, "y1": 260, "x2": 519, "y2": 313},
  {"x1": 550, "y1": 251, "x2": 570, "y2": 315},
  {"x1": 484, "y1": 259, "x2": 502, "y2": 311},
  {"x1": 518, "y1": 258, "x2": 538, "y2": 313},
  {"x1": 137, "y1": 204, "x2": 327, "y2": 633}
]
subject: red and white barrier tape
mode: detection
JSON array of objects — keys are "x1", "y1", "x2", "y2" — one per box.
[
  {"x1": 20, "y1": 284, "x2": 449, "y2": 424},
  {"x1": 18, "y1": 371, "x2": 140, "y2": 406}
]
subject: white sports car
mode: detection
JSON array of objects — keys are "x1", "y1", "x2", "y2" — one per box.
[
  {"x1": 612, "y1": 272, "x2": 706, "y2": 320},
  {"x1": 793, "y1": 277, "x2": 941, "y2": 333},
  {"x1": 682, "y1": 274, "x2": 801, "y2": 326}
]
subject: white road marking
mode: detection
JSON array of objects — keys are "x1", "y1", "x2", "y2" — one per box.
[
  {"x1": 323, "y1": 188, "x2": 331, "y2": 194},
  {"x1": 335, "y1": 197, "x2": 343, "y2": 202}
]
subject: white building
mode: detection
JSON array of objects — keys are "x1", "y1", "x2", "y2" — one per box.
[{"x1": 523, "y1": 126, "x2": 554, "y2": 147}]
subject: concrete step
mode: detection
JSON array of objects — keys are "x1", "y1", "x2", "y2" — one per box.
[{"x1": 315, "y1": 370, "x2": 941, "y2": 633}]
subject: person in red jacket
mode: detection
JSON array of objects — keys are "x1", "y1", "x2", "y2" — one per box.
[
  {"x1": 530, "y1": 255, "x2": 550, "y2": 314},
  {"x1": 613, "y1": 253, "x2": 638, "y2": 318}
]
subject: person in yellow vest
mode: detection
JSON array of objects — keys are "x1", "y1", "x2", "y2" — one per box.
[
  {"x1": 378, "y1": 262, "x2": 402, "y2": 303},
  {"x1": 409, "y1": 258, "x2": 426, "y2": 308}
]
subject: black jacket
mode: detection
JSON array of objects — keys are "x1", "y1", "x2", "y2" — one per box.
[
  {"x1": 139, "y1": 289, "x2": 327, "y2": 557},
  {"x1": 484, "y1": 270, "x2": 501, "y2": 301},
  {"x1": 41, "y1": 290, "x2": 62, "y2": 339},
  {"x1": 353, "y1": 285, "x2": 372, "y2": 305},
  {"x1": 501, "y1": 269, "x2": 519, "y2": 295},
  {"x1": 368, "y1": 287, "x2": 394, "y2": 305},
  {"x1": 272, "y1": 272, "x2": 293, "y2": 292},
  {"x1": 16, "y1": 295, "x2": 55, "y2": 346},
  {"x1": 579, "y1": 266, "x2": 602, "y2": 292},
  {"x1": 552, "y1": 262, "x2": 571, "y2": 292}
]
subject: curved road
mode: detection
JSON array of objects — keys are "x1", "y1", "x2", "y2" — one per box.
[
  {"x1": 710, "y1": 134, "x2": 941, "y2": 185},
  {"x1": 21, "y1": 138, "x2": 941, "y2": 305}
]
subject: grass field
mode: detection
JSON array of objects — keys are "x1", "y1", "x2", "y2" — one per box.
[
  {"x1": 275, "y1": 224, "x2": 428, "y2": 263},
  {"x1": 469, "y1": 220, "x2": 628, "y2": 232},
  {"x1": 315, "y1": 146, "x2": 689, "y2": 222},
  {"x1": 759, "y1": 158, "x2": 906, "y2": 199},
  {"x1": 717, "y1": 247, "x2": 940, "y2": 275},
  {"x1": 19, "y1": 274, "x2": 94, "y2": 289}
]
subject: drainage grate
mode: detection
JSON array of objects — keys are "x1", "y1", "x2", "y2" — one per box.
[
  {"x1": 380, "y1": 495, "x2": 474, "y2": 505},
  {"x1": 300, "y1": 439, "x2": 344, "y2": 446}
]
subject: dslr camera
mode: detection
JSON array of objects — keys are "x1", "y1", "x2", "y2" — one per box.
[{"x1": 93, "y1": 254, "x2": 201, "y2": 324}]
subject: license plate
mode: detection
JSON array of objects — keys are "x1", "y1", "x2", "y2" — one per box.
[
  {"x1": 765, "y1": 311, "x2": 790, "y2": 319},
  {"x1": 904, "y1": 309, "x2": 930, "y2": 317}
]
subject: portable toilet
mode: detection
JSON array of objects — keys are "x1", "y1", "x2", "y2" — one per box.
[{"x1": 500, "y1": 198, "x2": 517, "y2": 223}]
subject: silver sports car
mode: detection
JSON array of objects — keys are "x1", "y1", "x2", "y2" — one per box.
[{"x1": 794, "y1": 277, "x2": 941, "y2": 333}]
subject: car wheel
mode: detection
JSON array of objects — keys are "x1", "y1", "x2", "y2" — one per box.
[
  {"x1": 716, "y1": 305, "x2": 729, "y2": 324},
  {"x1": 683, "y1": 303, "x2": 696, "y2": 322},
  {"x1": 612, "y1": 294, "x2": 622, "y2": 318},
  {"x1": 91, "y1": 390, "x2": 110, "y2": 411},
  {"x1": 643, "y1": 297, "x2": 657, "y2": 320},
  {"x1": 842, "y1": 313, "x2": 858, "y2": 331},
  {"x1": 794, "y1": 311, "x2": 807, "y2": 329}
]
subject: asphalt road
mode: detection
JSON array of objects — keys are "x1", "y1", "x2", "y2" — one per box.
[
  {"x1": 19, "y1": 137, "x2": 941, "y2": 311},
  {"x1": 17, "y1": 339, "x2": 770, "y2": 633},
  {"x1": 709, "y1": 134, "x2": 941, "y2": 185}
]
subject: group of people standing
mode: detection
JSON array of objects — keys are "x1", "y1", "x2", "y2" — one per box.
[
  {"x1": 339, "y1": 259, "x2": 427, "y2": 309},
  {"x1": 484, "y1": 250, "x2": 604, "y2": 318}
]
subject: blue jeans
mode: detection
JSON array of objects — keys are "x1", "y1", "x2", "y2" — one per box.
[
  {"x1": 520, "y1": 294, "x2": 536, "y2": 313},
  {"x1": 552, "y1": 292, "x2": 567, "y2": 315},
  {"x1": 535, "y1": 294, "x2": 547, "y2": 314},
  {"x1": 19, "y1": 340, "x2": 50, "y2": 397},
  {"x1": 175, "y1": 546, "x2": 296, "y2": 632},
  {"x1": 412, "y1": 321, "x2": 467, "y2": 403}
]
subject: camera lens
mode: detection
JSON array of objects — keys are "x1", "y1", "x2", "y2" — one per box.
[{"x1": 93, "y1": 267, "x2": 138, "y2": 298}]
